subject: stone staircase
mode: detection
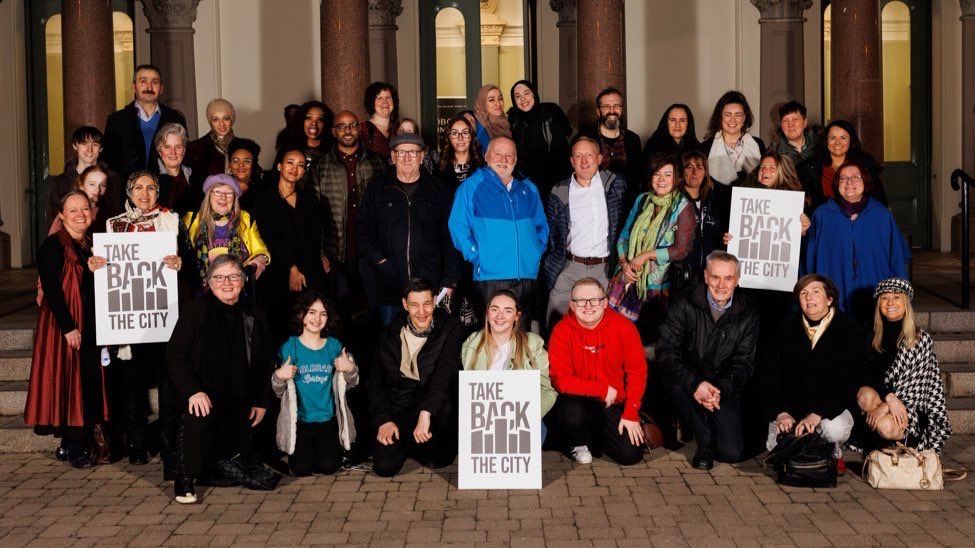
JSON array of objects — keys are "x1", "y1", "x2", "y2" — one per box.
[{"x1": 2, "y1": 311, "x2": 975, "y2": 452}]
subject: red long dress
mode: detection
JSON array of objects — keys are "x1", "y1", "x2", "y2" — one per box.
[{"x1": 24, "y1": 229, "x2": 108, "y2": 428}]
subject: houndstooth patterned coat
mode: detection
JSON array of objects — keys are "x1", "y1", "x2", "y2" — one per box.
[{"x1": 885, "y1": 330, "x2": 951, "y2": 453}]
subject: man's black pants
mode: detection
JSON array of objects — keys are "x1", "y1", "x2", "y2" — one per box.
[
  {"x1": 371, "y1": 410, "x2": 456, "y2": 477},
  {"x1": 669, "y1": 384, "x2": 744, "y2": 462},
  {"x1": 551, "y1": 395, "x2": 644, "y2": 466}
]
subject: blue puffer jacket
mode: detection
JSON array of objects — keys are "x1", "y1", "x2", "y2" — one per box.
[{"x1": 448, "y1": 166, "x2": 549, "y2": 281}]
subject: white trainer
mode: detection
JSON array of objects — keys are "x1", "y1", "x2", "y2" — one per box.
[{"x1": 570, "y1": 445, "x2": 593, "y2": 464}]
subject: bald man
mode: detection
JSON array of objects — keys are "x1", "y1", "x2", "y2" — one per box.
[{"x1": 448, "y1": 137, "x2": 549, "y2": 328}]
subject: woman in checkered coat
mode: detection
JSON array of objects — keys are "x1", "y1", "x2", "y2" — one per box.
[{"x1": 857, "y1": 278, "x2": 951, "y2": 453}]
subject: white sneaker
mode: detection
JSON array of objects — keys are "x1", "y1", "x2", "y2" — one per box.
[{"x1": 570, "y1": 445, "x2": 593, "y2": 464}]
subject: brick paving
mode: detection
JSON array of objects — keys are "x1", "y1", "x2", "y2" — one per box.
[{"x1": 2, "y1": 437, "x2": 975, "y2": 547}]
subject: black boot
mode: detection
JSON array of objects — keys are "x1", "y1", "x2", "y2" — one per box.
[
  {"x1": 125, "y1": 386, "x2": 149, "y2": 464},
  {"x1": 174, "y1": 476, "x2": 197, "y2": 504}
]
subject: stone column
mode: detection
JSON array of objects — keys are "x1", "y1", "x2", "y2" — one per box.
[
  {"x1": 368, "y1": 0, "x2": 402, "y2": 88},
  {"x1": 61, "y1": 0, "x2": 116, "y2": 153},
  {"x1": 576, "y1": 0, "x2": 625, "y2": 129},
  {"x1": 963, "y1": 0, "x2": 975, "y2": 177},
  {"x1": 751, "y1": 0, "x2": 812, "y2": 141},
  {"x1": 549, "y1": 0, "x2": 577, "y2": 125},
  {"x1": 830, "y1": 0, "x2": 883, "y2": 159},
  {"x1": 142, "y1": 0, "x2": 201, "y2": 137},
  {"x1": 322, "y1": 0, "x2": 370, "y2": 117}
]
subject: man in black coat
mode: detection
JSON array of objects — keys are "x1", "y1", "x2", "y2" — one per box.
[
  {"x1": 584, "y1": 87, "x2": 644, "y2": 211},
  {"x1": 368, "y1": 278, "x2": 464, "y2": 477},
  {"x1": 102, "y1": 64, "x2": 187, "y2": 190},
  {"x1": 357, "y1": 133, "x2": 462, "y2": 326},
  {"x1": 657, "y1": 251, "x2": 759, "y2": 469}
]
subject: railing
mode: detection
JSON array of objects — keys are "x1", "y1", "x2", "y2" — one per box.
[{"x1": 951, "y1": 169, "x2": 975, "y2": 308}]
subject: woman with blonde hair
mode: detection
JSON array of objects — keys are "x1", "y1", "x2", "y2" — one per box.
[
  {"x1": 461, "y1": 290, "x2": 556, "y2": 437},
  {"x1": 857, "y1": 278, "x2": 951, "y2": 453}
]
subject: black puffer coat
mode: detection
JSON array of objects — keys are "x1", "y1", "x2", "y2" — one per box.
[
  {"x1": 657, "y1": 285, "x2": 759, "y2": 397},
  {"x1": 368, "y1": 308, "x2": 464, "y2": 428}
]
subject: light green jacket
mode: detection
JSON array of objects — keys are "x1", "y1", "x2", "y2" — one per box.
[{"x1": 461, "y1": 331, "x2": 557, "y2": 417}]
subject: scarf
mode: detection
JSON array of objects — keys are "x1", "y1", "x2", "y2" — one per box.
[
  {"x1": 123, "y1": 200, "x2": 162, "y2": 225},
  {"x1": 707, "y1": 132, "x2": 762, "y2": 185},
  {"x1": 211, "y1": 131, "x2": 234, "y2": 156},
  {"x1": 399, "y1": 317, "x2": 434, "y2": 382},
  {"x1": 474, "y1": 85, "x2": 511, "y2": 140},
  {"x1": 627, "y1": 191, "x2": 678, "y2": 297},
  {"x1": 837, "y1": 195, "x2": 869, "y2": 218},
  {"x1": 193, "y1": 214, "x2": 244, "y2": 289},
  {"x1": 801, "y1": 307, "x2": 835, "y2": 349}
]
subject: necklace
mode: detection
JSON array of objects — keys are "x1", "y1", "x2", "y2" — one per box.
[{"x1": 278, "y1": 183, "x2": 297, "y2": 201}]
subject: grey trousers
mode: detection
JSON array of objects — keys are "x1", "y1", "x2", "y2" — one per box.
[{"x1": 546, "y1": 261, "x2": 609, "y2": 325}]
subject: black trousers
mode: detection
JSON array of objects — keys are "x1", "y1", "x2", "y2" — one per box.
[
  {"x1": 669, "y1": 384, "x2": 744, "y2": 463},
  {"x1": 474, "y1": 279, "x2": 536, "y2": 330},
  {"x1": 118, "y1": 343, "x2": 168, "y2": 448},
  {"x1": 371, "y1": 409, "x2": 456, "y2": 477},
  {"x1": 289, "y1": 419, "x2": 343, "y2": 476},
  {"x1": 177, "y1": 400, "x2": 251, "y2": 477},
  {"x1": 551, "y1": 395, "x2": 644, "y2": 466}
]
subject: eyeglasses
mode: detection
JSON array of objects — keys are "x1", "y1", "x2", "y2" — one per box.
[
  {"x1": 211, "y1": 273, "x2": 243, "y2": 283},
  {"x1": 449, "y1": 130, "x2": 471, "y2": 139},
  {"x1": 211, "y1": 190, "x2": 236, "y2": 199},
  {"x1": 333, "y1": 122, "x2": 360, "y2": 132},
  {"x1": 838, "y1": 175, "x2": 863, "y2": 185},
  {"x1": 570, "y1": 297, "x2": 606, "y2": 308},
  {"x1": 598, "y1": 103, "x2": 623, "y2": 111},
  {"x1": 393, "y1": 149, "x2": 421, "y2": 158}
]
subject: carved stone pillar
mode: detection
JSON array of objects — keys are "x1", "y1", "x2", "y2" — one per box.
[
  {"x1": 62, "y1": 0, "x2": 116, "y2": 154},
  {"x1": 550, "y1": 0, "x2": 577, "y2": 125},
  {"x1": 322, "y1": 0, "x2": 370, "y2": 117},
  {"x1": 368, "y1": 0, "x2": 402, "y2": 88},
  {"x1": 962, "y1": 0, "x2": 975, "y2": 177},
  {"x1": 576, "y1": 0, "x2": 624, "y2": 129},
  {"x1": 751, "y1": 0, "x2": 812, "y2": 140},
  {"x1": 830, "y1": 0, "x2": 883, "y2": 159},
  {"x1": 142, "y1": 0, "x2": 201, "y2": 136}
]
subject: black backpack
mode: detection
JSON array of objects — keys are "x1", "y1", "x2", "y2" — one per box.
[{"x1": 764, "y1": 432, "x2": 837, "y2": 488}]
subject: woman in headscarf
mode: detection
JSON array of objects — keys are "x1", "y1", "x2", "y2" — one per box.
[
  {"x1": 186, "y1": 98, "x2": 238, "y2": 185},
  {"x1": 473, "y1": 84, "x2": 512, "y2": 151},
  {"x1": 610, "y1": 155, "x2": 695, "y2": 342},
  {"x1": 507, "y1": 79, "x2": 572, "y2": 199}
]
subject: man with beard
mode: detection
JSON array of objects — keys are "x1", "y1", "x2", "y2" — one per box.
[
  {"x1": 102, "y1": 65, "x2": 187, "y2": 188},
  {"x1": 589, "y1": 88, "x2": 644, "y2": 209}
]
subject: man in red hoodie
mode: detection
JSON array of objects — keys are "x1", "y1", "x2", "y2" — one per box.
[{"x1": 548, "y1": 278, "x2": 646, "y2": 465}]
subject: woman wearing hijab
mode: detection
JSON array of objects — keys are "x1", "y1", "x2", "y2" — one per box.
[
  {"x1": 186, "y1": 99, "x2": 238, "y2": 186},
  {"x1": 473, "y1": 84, "x2": 512, "y2": 151},
  {"x1": 507, "y1": 80, "x2": 572, "y2": 199}
]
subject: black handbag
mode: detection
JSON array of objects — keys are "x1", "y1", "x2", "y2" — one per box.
[
  {"x1": 764, "y1": 433, "x2": 837, "y2": 488},
  {"x1": 666, "y1": 259, "x2": 694, "y2": 295}
]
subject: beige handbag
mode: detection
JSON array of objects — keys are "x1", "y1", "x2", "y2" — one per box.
[{"x1": 864, "y1": 442, "x2": 966, "y2": 490}]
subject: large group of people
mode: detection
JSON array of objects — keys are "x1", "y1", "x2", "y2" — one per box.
[{"x1": 24, "y1": 63, "x2": 948, "y2": 505}]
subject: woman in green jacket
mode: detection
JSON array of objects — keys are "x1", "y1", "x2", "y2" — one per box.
[{"x1": 461, "y1": 290, "x2": 557, "y2": 440}]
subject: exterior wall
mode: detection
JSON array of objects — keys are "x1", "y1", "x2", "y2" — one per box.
[
  {"x1": 0, "y1": 0, "x2": 30, "y2": 267},
  {"x1": 932, "y1": 0, "x2": 963, "y2": 251}
]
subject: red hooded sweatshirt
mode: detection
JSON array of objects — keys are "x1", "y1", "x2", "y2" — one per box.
[{"x1": 548, "y1": 309, "x2": 647, "y2": 421}]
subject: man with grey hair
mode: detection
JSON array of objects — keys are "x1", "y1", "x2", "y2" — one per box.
[
  {"x1": 103, "y1": 64, "x2": 188, "y2": 182},
  {"x1": 449, "y1": 136, "x2": 548, "y2": 328},
  {"x1": 657, "y1": 250, "x2": 758, "y2": 470}
]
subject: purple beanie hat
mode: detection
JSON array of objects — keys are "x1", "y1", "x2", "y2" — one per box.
[{"x1": 202, "y1": 173, "x2": 241, "y2": 197}]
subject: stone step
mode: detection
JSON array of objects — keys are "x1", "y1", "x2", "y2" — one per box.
[
  {"x1": 948, "y1": 398, "x2": 975, "y2": 435},
  {"x1": 0, "y1": 416, "x2": 58, "y2": 453},
  {"x1": 942, "y1": 363, "x2": 975, "y2": 398},
  {"x1": 0, "y1": 381, "x2": 26, "y2": 415},
  {"x1": 932, "y1": 334, "x2": 975, "y2": 363},
  {"x1": 0, "y1": 350, "x2": 31, "y2": 381},
  {"x1": 0, "y1": 328, "x2": 33, "y2": 352},
  {"x1": 919, "y1": 310, "x2": 975, "y2": 334}
]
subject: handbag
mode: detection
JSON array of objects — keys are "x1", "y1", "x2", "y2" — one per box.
[
  {"x1": 863, "y1": 442, "x2": 967, "y2": 490},
  {"x1": 606, "y1": 270, "x2": 642, "y2": 321},
  {"x1": 90, "y1": 424, "x2": 113, "y2": 465},
  {"x1": 666, "y1": 259, "x2": 694, "y2": 295},
  {"x1": 764, "y1": 433, "x2": 837, "y2": 488}
]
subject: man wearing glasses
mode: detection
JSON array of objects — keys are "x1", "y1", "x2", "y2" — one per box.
[
  {"x1": 357, "y1": 133, "x2": 462, "y2": 326},
  {"x1": 547, "y1": 278, "x2": 646, "y2": 465},
  {"x1": 589, "y1": 87, "x2": 643, "y2": 209}
]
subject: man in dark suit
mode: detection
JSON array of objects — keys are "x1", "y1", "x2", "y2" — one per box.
[{"x1": 102, "y1": 64, "x2": 187, "y2": 185}]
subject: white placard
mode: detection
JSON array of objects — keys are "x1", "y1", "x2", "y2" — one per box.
[
  {"x1": 727, "y1": 187, "x2": 805, "y2": 292},
  {"x1": 93, "y1": 232, "x2": 179, "y2": 345},
  {"x1": 458, "y1": 370, "x2": 542, "y2": 490}
]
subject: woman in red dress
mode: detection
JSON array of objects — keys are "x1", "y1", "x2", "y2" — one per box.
[{"x1": 24, "y1": 190, "x2": 109, "y2": 468}]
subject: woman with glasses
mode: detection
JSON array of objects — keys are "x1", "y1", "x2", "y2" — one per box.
[
  {"x1": 701, "y1": 91, "x2": 765, "y2": 187},
  {"x1": 610, "y1": 155, "x2": 695, "y2": 343},
  {"x1": 359, "y1": 82, "x2": 399, "y2": 158},
  {"x1": 507, "y1": 79, "x2": 572, "y2": 199},
  {"x1": 253, "y1": 146, "x2": 326, "y2": 343},
  {"x1": 89, "y1": 171, "x2": 190, "y2": 471},
  {"x1": 805, "y1": 160, "x2": 909, "y2": 325},
  {"x1": 227, "y1": 138, "x2": 263, "y2": 212},
  {"x1": 183, "y1": 174, "x2": 270, "y2": 295},
  {"x1": 437, "y1": 113, "x2": 485, "y2": 189},
  {"x1": 796, "y1": 120, "x2": 886, "y2": 210}
]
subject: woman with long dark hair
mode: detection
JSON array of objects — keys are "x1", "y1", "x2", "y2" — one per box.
[
  {"x1": 680, "y1": 150, "x2": 728, "y2": 278},
  {"x1": 644, "y1": 104, "x2": 699, "y2": 166},
  {"x1": 701, "y1": 91, "x2": 766, "y2": 187},
  {"x1": 796, "y1": 119, "x2": 886, "y2": 209},
  {"x1": 437, "y1": 113, "x2": 485, "y2": 189}
]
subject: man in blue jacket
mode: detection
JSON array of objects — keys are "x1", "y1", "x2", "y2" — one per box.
[{"x1": 449, "y1": 137, "x2": 548, "y2": 328}]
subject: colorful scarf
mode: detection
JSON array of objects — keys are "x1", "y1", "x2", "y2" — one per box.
[
  {"x1": 474, "y1": 85, "x2": 512, "y2": 140},
  {"x1": 193, "y1": 213, "x2": 244, "y2": 289},
  {"x1": 627, "y1": 190, "x2": 678, "y2": 297}
]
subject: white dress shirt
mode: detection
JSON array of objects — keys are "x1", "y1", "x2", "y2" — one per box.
[{"x1": 567, "y1": 172, "x2": 609, "y2": 258}]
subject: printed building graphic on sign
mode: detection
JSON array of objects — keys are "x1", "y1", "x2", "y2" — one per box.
[
  {"x1": 471, "y1": 416, "x2": 531, "y2": 455},
  {"x1": 736, "y1": 230, "x2": 791, "y2": 263},
  {"x1": 107, "y1": 276, "x2": 168, "y2": 313}
]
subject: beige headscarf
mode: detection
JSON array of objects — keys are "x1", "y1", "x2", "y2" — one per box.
[{"x1": 474, "y1": 85, "x2": 512, "y2": 140}]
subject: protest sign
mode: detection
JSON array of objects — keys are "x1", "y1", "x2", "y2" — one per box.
[
  {"x1": 727, "y1": 187, "x2": 805, "y2": 292},
  {"x1": 458, "y1": 370, "x2": 542, "y2": 490},
  {"x1": 93, "y1": 232, "x2": 179, "y2": 345}
]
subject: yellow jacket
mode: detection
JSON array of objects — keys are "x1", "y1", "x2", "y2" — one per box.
[{"x1": 183, "y1": 210, "x2": 271, "y2": 266}]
